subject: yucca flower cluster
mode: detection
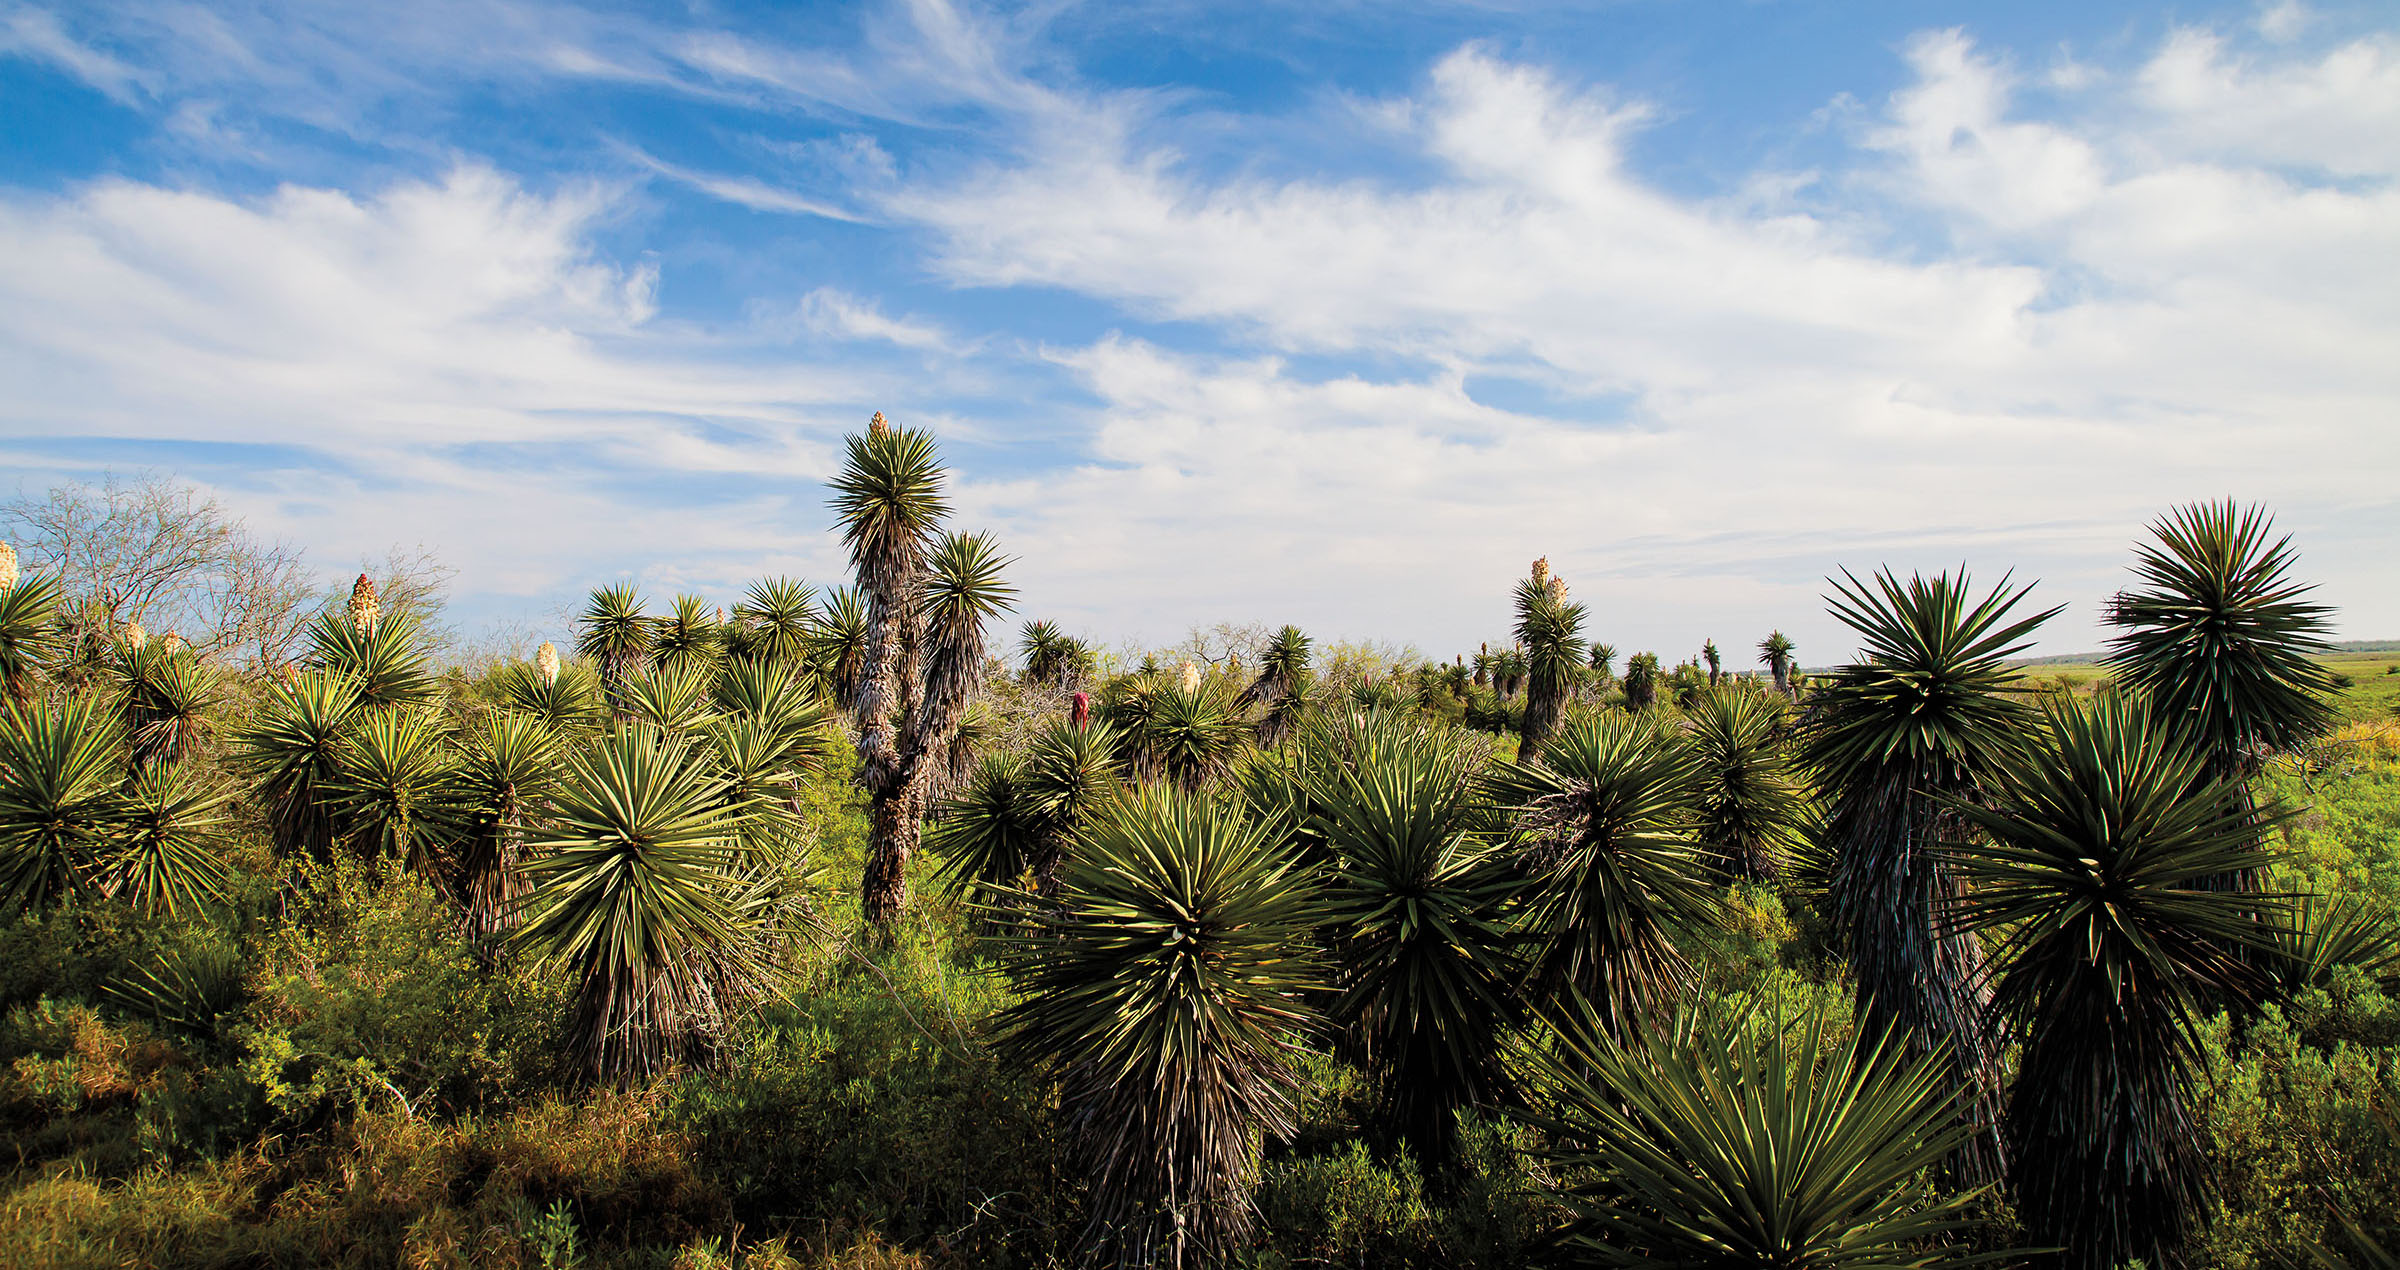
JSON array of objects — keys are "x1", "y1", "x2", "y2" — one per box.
[
  {"x1": 0, "y1": 541, "x2": 17, "y2": 593},
  {"x1": 536, "y1": 640, "x2": 560, "y2": 687},
  {"x1": 347, "y1": 573, "x2": 380, "y2": 636}
]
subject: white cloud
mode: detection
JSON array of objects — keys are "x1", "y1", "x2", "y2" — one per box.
[{"x1": 0, "y1": 5, "x2": 146, "y2": 103}]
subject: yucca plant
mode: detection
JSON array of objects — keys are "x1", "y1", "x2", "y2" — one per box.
[
  {"x1": 1516, "y1": 573, "x2": 1588, "y2": 755},
  {"x1": 494, "y1": 655, "x2": 605, "y2": 730},
  {"x1": 0, "y1": 559, "x2": 62, "y2": 703},
  {"x1": 327, "y1": 706, "x2": 465, "y2": 879},
  {"x1": 935, "y1": 717, "x2": 1125, "y2": 901},
  {"x1": 104, "y1": 761, "x2": 234, "y2": 918},
  {"x1": 1588, "y1": 641, "x2": 1616, "y2": 689},
  {"x1": 732, "y1": 577, "x2": 819, "y2": 669},
  {"x1": 2266, "y1": 892, "x2": 2400, "y2": 1000},
  {"x1": 1020, "y1": 618, "x2": 1074, "y2": 686},
  {"x1": 577, "y1": 583, "x2": 654, "y2": 713},
  {"x1": 1944, "y1": 692, "x2": 2281, "y2": 1270},
  {"x1": 306, "y1": 609, "x2": 435, "y2": 712},
  {"x1": 697, "y1": 712, "x2": 816, "y2": 867},
  {"x1": 114, "y1": 640, "x2": 225, "y2": 769},
  {"x1": 993, "y1": 786, "x2": 1320, "y2": 1266},
  {"x1": 832, "y1": 415, "x2": 1025, "y2": 929},
  {"x1": 1242, "y1": 624, "x2": 1316, "y2": 748},
  {"x1": 1759, "y1": 630, "x2": 1797, "y2": 697},
  {"x1": 810, "y1": 585, "x2": 869, "y2": 708},
  {"x1": 619, "y1": 660, "x2": 721, "y2": 733},
  {"x1": 1522, "y1": 1001, "x2": 2005, "y2": 1269},
  {"x1": 1684, "y1": 685, "x2": 1809, "y2": 883},
  {"x1": 2103, "y1": 500, "x2": 2335, "y2": 891},
  {"x1": 1494, "y1": 711, "x2": 1719, "y2": 1040},
  {"x1": 1119, "y1": 675, "x2": 1252, "y2": 791},
  {"x1": 1801, "y1": 567, "x2": 2056, "y2": 1182},
  {"x1": 1308, "y1": 714, "x2": 1521, "y2": 1168},
  {"x1": 0, "y1": 695, "x2": 125, "y2": 913},
  {"x1": 515, "y1": 725, "x2": 757, "y2": 1085},
  {"x1": 654, "y1": 593, "x2": 723, "y2": 674},
  {"x1": 230, "y1": 669, "x2": 360, "y2": 863},
  {"x1": 1621, "y1": 651, "x2": 1660, "y2": 711},
  {"x1": 453, "y1": 711, "x2": 565, "y2": 942}
]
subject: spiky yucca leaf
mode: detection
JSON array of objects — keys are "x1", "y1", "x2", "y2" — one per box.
[
  {"x1": 577, "y1": 584, "x2": 652, "y2": 709},
  {"x1": 1308, "y1": 716, "x2": 1520, "y2": 1167},
  {"x1": 994, "y1": 786, "x2": 1320, "y2": 1266},
  {"x1": 105, "y1": 761, "x2": 234, "y2": 917},
  {"x1": 618, "y1": 661, "x2": 720, "y2": 733},
  {"x1": 1945, "y1": 692, "x2": 2279, "y2": 1270},
  {"x1": 515, "y1": 725, "x2": 755, "y2": 1085},
  {"x1": 1243, "y1": 625, "x2": 1316, "y2": 748},
  {"x1": 1494, "y1": 711, "x2": 1717, "y2": 1041},
  {"x1": 230, "y1": 670, "x2": 358, "y2": 862},
  {"x1": 1801, "y1": 567, "x2": 2055, "y2": 1182},
  {"x1": 495, "y1": 656, "x2": 605, "y2": 730},
  {"x1": 306, "y1": 609, "x2": 435, "y2": 712},
  {"x1": 1523, "y1": 1002, "x2": 2006, "y2": 1269},
  {"x1": 2268, "y1": 892, "x2": 2400, "y2": 998},
  {"x1": 733, "y1": 577, "x2": 817, "y2": 667},
  {"x1": 1759, "y1": 629, "x2": 1797, "y2": 696},
  {"x1": 710, "y1": 658, "x2": 838, "y2": 769},
  {"x1": 1515, "y1": 574, "x2": 1588, "y2": 754},
  {"x1": 654, "y1": 593, "x2": 723, "y2": 673},
  {"x1": 1115, "y1": 675, "x2": 1253, "y2": 791},
  {"x1": 2103, "y1": 501, "x2": 2335, "y2": 780},
  {"x1": 919, "y1": 530, "x2": 1016, "y2": 758},
  {"x1": 0, "y1": 569, "x2": 63, "y2": 702},
  {"x1": 1020, "y1": 618, "x2": 1074, "y2": 685},
  {"x1": 328, "y1": 707, "x2": 464, "y2": 877},
  {"x1": 934, "y1": 716, "x2": 1123, "y2": 899},
  {"x1": 0, "y1": 696, "x2": 124, "y2": 912},
  {"x1": 1684, "y1": 685, "x2": 1809, "y2": 883},
  {"x1": 454, "y1": 711, "x2": 565, "y2": 941},
  {"x1": 809, "y1": 586, "x2": 869, "y2": 709},
  {"x1": 114, "y1": 640, "x2": 224, "y2": 769}
]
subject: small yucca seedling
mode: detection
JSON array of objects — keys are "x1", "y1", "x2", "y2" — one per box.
[
  {"x1": 347, "y1": 573, "x2": 379, "y2": 636},
  {"x1": 537, "y1": 640, "x2": 560, "y2": 686},
  {"x1": 0, "y1": 541, "x2": 16, "y2": 593}
]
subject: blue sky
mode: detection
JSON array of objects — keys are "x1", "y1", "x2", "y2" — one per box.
[{"x1": 2, "y1": 0, "x2": 2395, "y2": 666}]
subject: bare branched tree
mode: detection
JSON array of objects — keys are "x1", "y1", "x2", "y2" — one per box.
[{"x1": 4, "y1": 476, "x2": 317, "y2": 670}]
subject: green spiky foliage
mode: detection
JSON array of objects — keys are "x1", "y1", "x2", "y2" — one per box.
[
  {"x1": 1493, "y1": 647, "x2": 1528, "y2": 699},
  {"x1": 1588, "y1": 641, "x2": 1616, "y2": 686},
  {"x1": 230, "y1": 670, "x2": 359, "y2": 863},
  {"x1": 0, "y1": 696, "x2": 125, "y2": 913},
  {"x1": 1020, "y1": 619, "x2": 1075, "y2": 686},
  {"x1": 1621, "y1": 651, "x2": 1660, "y2": 710},
  {"x1": 0, "y1": 570, "x2": 64, "y2": 703},
  {"x1": 454, "y1": 711, "x2": 565, "y2": 942},
  {"x1": 1684, "y1": 685, "x2": 1809, "y2": 883},
  {"x1": 993, "y1": 786, "x2": 1320, "y2": 1267},
  {"x1": 732, "y1": 577, "x2": 820, "y2": 670},
  {"x1": 1523, "y1": 1002, "x2": 2005, "y2": 1270},
  {"x1": 1494, "y1": 711, "x2": 1718, "y2": 1041},
  {"x1": 1702, "y1": 638, "x2": 1723, "y2": 685},
  {"x1": 2267, "y1": 892, "x2": 2400, "y2": 1000},
  {"x1": 1759, "y1": 630, "x2": 1797, "y2": 697},
  {"x1": 328, "y1": 707, "x2": 464, "y2": 879},
  {"x1": 619, "y1": 661, "x2": 720, "y2": 734},
  {"x1": 114, "y1": 640, "x2": 224, "y2": 769},
  {"x1": 306, "y1": 609, "x2": 435, "y2": 713},
  {"x1": 934, "y1": 716, "x2": 1124, "y2": 902},
  {"x1": 810, "y1": 586, "x2": 869, "y2": 709},
  {"x1": 2104, "y1": 501, "x2": 2335, "y2": 777},
  {"x1": 1242, "y1": 625, "x2": 1316, "y2": 748},
  {"x1": 653, "y1": 594, "x2": 724, "y2": 674},
  {"x1": 711, "y1": 659, "x2": 836, "y2": 755},
  {"x1": 697, "y1": 712, "x2": 814, "y2": 867},
  {"x1": 919, "y1": 531, "x2": 1017, "y2": 768},
  {"x1": 105, "y1": 761, "x2": 233, "y2": 918},
  {"x1": 494, "y1": 657, "x2": 605, "y2": 731},
  {"x1": 576, "y1": 584, "x2": 653, "y2": 713},
  {"x1": 1516, "y1": 578, "x2": 1588, "y2": 755},
  {"x1": 1116, "y1": 675, "x2": 1253, "y2": 791},
  {"x1": 1350, "y1": 677, "x2": 1406, "y2": 712},
  {"x1": 2103, "y1": 501, "x2": 2335, "y2": 893},
  {"x1": 1944, "y1": 693, "x2": 2280, "y2": 1270},
  {"x1": 515, "y1": 724, "x2": 757, "y2": 1086},
  {"x1": 1801, "y1": 567, "x2": 2056, "y2": 1183},
  {"x1": 1306, "y1": 714, "x2": 1520, "y2": 1168},
  {"x1": 2309, "y1": 1077, "x2": 2400, "y2": 1269}
]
